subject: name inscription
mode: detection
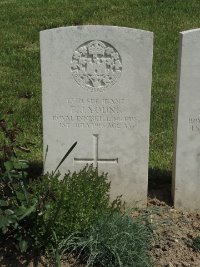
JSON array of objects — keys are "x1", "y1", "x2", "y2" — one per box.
[{"x1": 53, "y1": 98, "x2": 137, "y2": 129}]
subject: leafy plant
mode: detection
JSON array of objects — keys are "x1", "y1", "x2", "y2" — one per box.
[
  {"x1": 0, "y1": 142, "x2": 78, "y2": 254},
  {"x1": 0, "y1": 163, "x2": 35, "y2": 252},
  {"x1": 0, "y1": 157, "x2": 37, "y2": 252},
  {"x1": 0, "y1": 119, "x2": 38, "y2": 252}
]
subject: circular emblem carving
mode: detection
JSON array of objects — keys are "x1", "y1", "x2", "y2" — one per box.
[{"x1": 71, "y1": 40, "x2": 122, "y2": 92}]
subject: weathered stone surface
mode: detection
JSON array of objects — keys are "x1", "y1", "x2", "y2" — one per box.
[
  {"x1": 173, "y1": 29, "x2": 200, "y2": 211},
  {"x1": 40, "y1": 25, "x2": 153, "y2": 206}
]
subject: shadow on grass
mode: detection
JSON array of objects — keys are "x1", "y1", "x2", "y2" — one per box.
[
  {"x1": 148, "y1": 168, "x2": 172, "y2": 206},
  {"x1": 28, "y1": 160, "x2": 43, "y2": 180}
]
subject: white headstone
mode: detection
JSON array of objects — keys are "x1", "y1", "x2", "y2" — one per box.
[
  {"x1": 40, "y1": 26, "x2": 153, "y2": 206},
  {"x1": 173, "y1": 29, "x2": 200, "y2": 211}
]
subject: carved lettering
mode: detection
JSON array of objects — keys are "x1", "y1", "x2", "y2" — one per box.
[
  {"x1": 188, "y1": 116, "x2": 200, "y2": 133},
  {"x1": 52, "y1": 98, "x2": 137, "y2": 129}
]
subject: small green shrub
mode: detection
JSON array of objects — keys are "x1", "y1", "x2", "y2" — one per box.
[
  {"x1": 192, "y1": 236, "x2": 200, "y2": 251},
  {"x1": 0, "y1": 160, "x2": 123, "y2": 258},
  {"x1": 31, "y1": 165, "x2": 123, "y2": 244}
]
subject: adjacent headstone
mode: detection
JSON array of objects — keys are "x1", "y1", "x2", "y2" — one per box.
[
  {"x1": 173, "y1": 29, "x2": 200, "y2": 211},
  {"x1": 40, "y1": 26, "x2": 153, "y2": 206}
]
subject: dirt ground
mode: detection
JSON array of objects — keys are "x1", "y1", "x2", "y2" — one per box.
[
  {"x1": 147, "y1": 171, "x2": 200, "y2": 267},
  {"x1": 147, "y1": 198, "x2": 200, "y2": 267},
  {"x1": 1, "y1": 174, "x2": 200, "y2": 267}
]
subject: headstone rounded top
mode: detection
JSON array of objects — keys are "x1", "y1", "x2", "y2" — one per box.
[{"x1": 40, "y1": 25, "x2": 153, "y2": 36}]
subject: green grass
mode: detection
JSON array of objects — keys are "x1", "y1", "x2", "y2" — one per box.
[{"x1": 1, "y1": 0, "x2": 200, "y2": 173}]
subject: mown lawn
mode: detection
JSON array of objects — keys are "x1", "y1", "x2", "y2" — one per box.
[{"x1": 1, "y1": 0, "x2": 200, "y2": 175}]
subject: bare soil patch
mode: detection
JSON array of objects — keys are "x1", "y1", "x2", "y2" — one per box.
[{"x1": 148, "y1": 198, "x2": 200, "y2": 267}]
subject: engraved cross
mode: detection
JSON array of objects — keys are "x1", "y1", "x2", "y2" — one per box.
[{"x1": 74, "y1": 134, "x2": 118, "y2": 169}]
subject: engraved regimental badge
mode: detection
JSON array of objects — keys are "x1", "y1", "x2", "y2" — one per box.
[{"x1": 71, "y1": 40, "x2": 122, "y2": 92}]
